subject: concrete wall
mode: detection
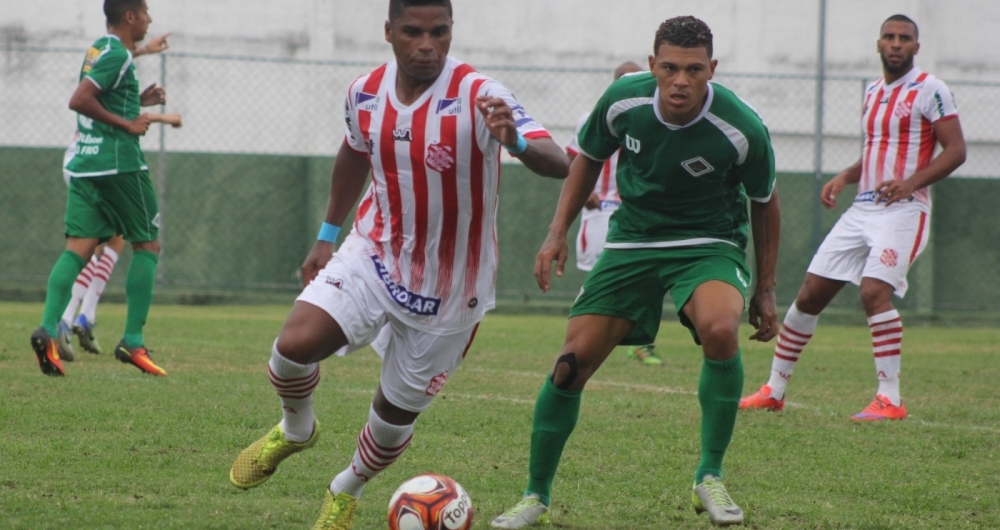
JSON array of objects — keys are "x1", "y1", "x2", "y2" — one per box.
[{"x1": 2, "y1": 0, "x2": 1000, "y2": 81}]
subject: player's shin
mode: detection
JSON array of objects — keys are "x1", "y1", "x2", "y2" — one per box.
[
  {"x1": 868, "y1": 310, "x2": 903, "y2": 405},
  {"x1": 697, "y1": 351, "x2": 743, "y2": 483},
  {"x1": 268, "y1": 343, "x2": 320, "y2": 442},
  {"x1": 525, "y1": 377, "x2": 581, "y2": 506},
  {"x1": 42, "y1": 250, "x2": 88, "y2": 337},
  {"x1": 122, "y1": 251, "x2": 158, "y2": 348},
  {"x1": 766, "y1": 303, "x2": 819, "y2": 398},
  {"x1": 331, "y1": 405, "x2": 413, "y2": 498}
]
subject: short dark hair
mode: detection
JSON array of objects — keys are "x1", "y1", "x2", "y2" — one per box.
[
  {"x1": 882, "y1": 14, "x2": 919, "y2": 40},
  {"x1": 389, "y1": 0, "x2": 453, "y2": 22},
  {"x1": 104, "y1": 0, "x2": 144, "y2": 26},
  {"x1": 654, "y1": 16, "x2": 713, "y2": 58}
]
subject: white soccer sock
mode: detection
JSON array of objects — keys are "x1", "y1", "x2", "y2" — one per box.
[
  {"x1": 766, "y1": 303, "x2": 819, "y2": 399},
  {"x1": 80, "y1": 248, "x2": 119, "y2": 324},
  {"x1": 330, "y1": 406, "x2": 414, "y2": 498},
  {"x1": 868, "y1": 309, "x2": 903, "y2": 406},
  {"x1": 268, "y1": 343, "x2": 320, "y2": 443},
  {"x1": 62, "y1": 258, "x2": 97, "y2": 324}
]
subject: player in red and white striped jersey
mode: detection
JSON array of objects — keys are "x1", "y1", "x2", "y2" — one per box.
[
  {"x1": 229, "y1": 1, "x2": 569, "y2": 527},
  {"x1": 741, "y1": 14, "x2": 966, "y2": 421}
]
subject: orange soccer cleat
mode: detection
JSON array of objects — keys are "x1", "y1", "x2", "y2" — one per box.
[
  {"x1": 114, "y1": 341, "x2": 168, "y2": 376},
  {"x1": 31, "y1": 327, "x2": 66, "y2": 377},
  {"x1": 739, "y1": 384, "x2": 784, "y2": 412},
  {"x1": 851, "y1": 395, "x2": 907, "y2": 421}
]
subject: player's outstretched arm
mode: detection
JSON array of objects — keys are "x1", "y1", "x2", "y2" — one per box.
[
  {"x1": 134, "y1": 33, "x2": 172, "y2": 57},
  {"x1": 474, "y1": 95, "x2": 569, "y2": 179},
  {"x1": 69, "y1": 80, "x2": 150, "y2": 136},
  {"x1": 748, "y1": 189, "x2": 780, "y2": 342},
  {"x1": 874, "y1": 117, "x2": 967, "y2": 206},
  {"x1": 301, "y1": 141, "x2": 371, "y2": 285},
  {"x1": 534, "y1": 155, "x2": 603, "y2": 292}
]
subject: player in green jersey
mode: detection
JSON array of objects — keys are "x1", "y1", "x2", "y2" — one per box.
[
  {"x1": 492, "y1": 16, "x2": 781, "y2": 528},
  {"x1": 31, "y1": 0, "x2": 168, "y2": 378}
]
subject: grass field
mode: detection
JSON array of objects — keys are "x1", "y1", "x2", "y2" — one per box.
[{"x1": 2, "y1": 301, "x2": 999, "y2": 529}]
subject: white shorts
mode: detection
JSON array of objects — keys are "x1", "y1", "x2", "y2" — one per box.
[
  {"x1": 807, "y1": 205, "x2": 929, "y2": 298},
  {"x1": 575, "y1": 210, "x2": 613, "y2": 272},
  {"x1": 297, "y1": 252, "x2": 480, "y2": 413}
]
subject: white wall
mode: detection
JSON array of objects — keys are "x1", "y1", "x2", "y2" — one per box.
[{"x1": 2, "y1": 0, "x2": 1000, "y2": 80}]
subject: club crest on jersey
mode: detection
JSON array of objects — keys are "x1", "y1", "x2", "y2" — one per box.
[
  {"x1": 880, "y1": 249, "x2": 899, "y2": 267},
  {"x1": 894, "y1": 101, "x2": 913, "y2": 119},
  {"x1": 426, "y1": 142, "x2": 456, "y2": 173},
  {"x1": 371, "y1": 255, "x2": 441, "y2": 316},
  {"x1": 682, "y1": 157, "x2": 714, "y2": 177},
  {"x1": 393, "y1": 128, "x2": 413, "y2": 142},
  {"x1": 436, "y1": 97, "x2": 462, "y2": 115},
  {"x1": 425, "y1": 371, "x2": 449, "y2": 396},
  {"x1": 625, "y1": 134, "x2": 641, "y2": 154},
  {"x1": 356, "y1": 92, "x2": 381, "y2": 112}
]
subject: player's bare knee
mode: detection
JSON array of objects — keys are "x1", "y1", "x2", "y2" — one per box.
[
  {"x1": 696, "y1": 319, "x2": 739, "y2": 355},
  {"x1": 550, "y1": 352, "x2": 591, "y2": 390}
]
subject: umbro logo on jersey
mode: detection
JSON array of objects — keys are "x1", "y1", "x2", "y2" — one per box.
[
  {"x1": 356, "y1": 92, "x2": 380, "y2": 112},
  {"x1": 393, "y1": 128, "x2": 413, "y2": 142},
  {"x1": 436, "y1": 97, "x2": 462, "y2": 115},
  {"x1": 682, "y1": 157, "x2": 714, "y2": 177},
  {"x1": 625, "y1": 134, "x2": 641, "y2": 154}
]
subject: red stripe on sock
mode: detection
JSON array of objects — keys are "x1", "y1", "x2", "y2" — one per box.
[{"x1": 781, "y1": 326, "x2": 813, "y2": 340}]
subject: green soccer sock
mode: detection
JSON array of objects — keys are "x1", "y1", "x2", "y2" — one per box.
[
  {"x1": 40, "y1": 250, "x2": 88, "y2": 337},
  {"x1": 525, "y1": 378, "x2": 581, "y2": 506},
  {"x1": 696, "y1": 350, "x2": 744, "y2": 483},
  {"x1": 122, "y1": 250, "x2": 158, "y2": 348}
]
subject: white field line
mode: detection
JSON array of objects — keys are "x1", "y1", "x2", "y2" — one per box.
[{"x1": 460, "y1": 367, "x2": 1000, "y2": 434}]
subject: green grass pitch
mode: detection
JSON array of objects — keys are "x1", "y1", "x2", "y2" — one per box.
[{"x1": 1, "y1": 302, "x2": 998, "y2": 529}]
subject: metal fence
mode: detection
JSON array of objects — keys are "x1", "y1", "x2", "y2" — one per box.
[{"x1": 3, "y1": 47, "x2": 1000, "y2": 308}]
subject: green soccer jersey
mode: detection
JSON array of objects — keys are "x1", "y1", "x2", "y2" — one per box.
[
  {"x1": 576, "y1": 73, "x2": 775, "y2": 251},
  {"x1": 64, "y1": 35, "x2": 147, "y2": 177}
]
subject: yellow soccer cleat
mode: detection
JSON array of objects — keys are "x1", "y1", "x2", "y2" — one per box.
[
  {"x1": 693, "y1": 475, "x2": 744, "y2": 526},
  {"x1": 312, "y1": 490, "x2": 358, "y2": 530},
  {"x1": 230, "y1": 422, "x2": 319, "y2": 489}
]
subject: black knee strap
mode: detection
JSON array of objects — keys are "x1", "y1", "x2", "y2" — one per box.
[{"x1": 551, "y1": 353, "x2": 579, "y2": 390}]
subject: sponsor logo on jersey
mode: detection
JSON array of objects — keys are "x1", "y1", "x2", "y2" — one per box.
[
  {"x1": 510, "y1": 103, "x2": 538, "y2": 128},
  {"x1": 356, "y1": 92, "x2": 380, "y2": 112},
  {"x1": 426, "y1": 142, "x2": 456, "y2": 173},
  {"x1": 78, "y1": 115, "x2": 94, "y2": 130},
  {"x1": 681, "y1": 157, "x2": 714, "y2": 177},
  {"x1": 894, "y1": 100, "x2": 913, "y2": 119},
  {"x1": 82, "y1": 46, "x2": 102, "y2": 74},
  {"x1": 625, "y1": 134, "x2": 641, "y2": 154},
  {"x1": 325, "y1": 276, "x2": 344, "y2": 289},
  {"x1": 880, "y1": 249, "x2": 899, "y2": 267},
  {"x1": 371, "y1": 255, "x2": 441, "y2": 316},
  {"x1": 934, "y1": 91, "x2": 946, "y2": 118},
  {"x1": 599, "y1": 199, "x2": 621, "y2": 211},
  {"x1": 436, "y1": 97, "x2": 462, "y2": 115},
  {"x1": 78, "y1": 133, "x2": 103, "y2": 145},
  {"x1": 392, "y1": 128, "x2": 413, "y2": 142},
  {"x1": 907, "y1": 81, "x2": 925, "y2": 89},
  {"x1": 152, "y1": 213, "x2": 162, "y2": 229},
  {"x1": 425, "y1": 371, "x2": 449, "y2": 396},
  {"x1": 854, "y1": 190, "x2": 914, "y2": 204}
]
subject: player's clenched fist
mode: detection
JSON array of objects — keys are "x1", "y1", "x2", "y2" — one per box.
[{"x1": 128, "y1": 114, "x2": 152, "y2": 136}]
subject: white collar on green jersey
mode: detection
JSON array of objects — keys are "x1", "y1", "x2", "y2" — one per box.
[{"x1": 653, "y1": 83, "x2": 715, "y2": 130}]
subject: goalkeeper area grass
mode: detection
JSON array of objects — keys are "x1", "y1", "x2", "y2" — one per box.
[{"x1": 1, "y1": 302, "x2": 998, "y2": 529}]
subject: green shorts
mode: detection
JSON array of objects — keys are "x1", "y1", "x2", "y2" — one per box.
[
  {"x1": 569, "y1": 244, "x2": 751, "y2": 345},
  {"x1": 65, "y1": 171, "x2": 159, "y2": 242}
]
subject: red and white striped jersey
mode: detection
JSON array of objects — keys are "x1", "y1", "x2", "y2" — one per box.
[
  {"x1": 856, "y1": 68, "x2": 958, "y2": 211},
  {"x1": 341, "y1": 56, "x2": 550, "y2": 333},
  {"x1": 566, "y1": 112, "x2": 620, "y2": 213}
]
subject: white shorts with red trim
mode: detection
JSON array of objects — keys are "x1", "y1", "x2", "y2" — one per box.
[
  {"x1": 807, "y1": 204, "x2": 929, "y2": 298},
  {"x1": 297, "y1": 251, "x2": 480, "y2": 413},
  {"x1": 575, "y1": 209, "x2": 613, "y2": 272}
]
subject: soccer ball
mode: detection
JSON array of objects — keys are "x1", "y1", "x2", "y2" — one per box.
[{"x1": 387, "y1": 474, "x2": 474, "y2": 530}]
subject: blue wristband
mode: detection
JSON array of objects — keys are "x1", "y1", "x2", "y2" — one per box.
[
  {"x1": 317, "y1": 222, "x2": 341, "y2": 243},
  {"x1": 506, "y1": 133, "x2": 528, "y2": 155}
]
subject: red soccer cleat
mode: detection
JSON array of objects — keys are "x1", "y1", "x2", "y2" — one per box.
[
  {"x1": 739, "y1": 384, "x2": 784, "y2": 412},
  {"x1": 851, "y1": 395, "x2": 907, "y2": 421}
]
